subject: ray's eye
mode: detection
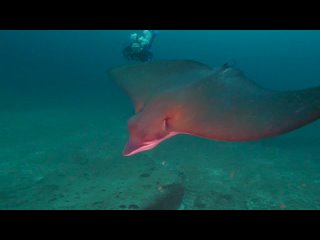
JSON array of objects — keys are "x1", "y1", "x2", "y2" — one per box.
[
  {"x1": 162, "y1": 118, "x2": 169, "y2": 131},
  {"x1": 162, "y1": 119, "x2": 167, "y2": 131}
]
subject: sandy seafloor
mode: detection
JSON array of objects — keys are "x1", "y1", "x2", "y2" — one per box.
[{"x1": 1, "y1": 99, "x2": 320, "y2": 210}]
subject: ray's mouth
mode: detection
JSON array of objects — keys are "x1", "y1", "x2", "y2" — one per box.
[
  {"x1": 123, "y1": 132, "x2": 178, "y2": 156},
  {"x1": 123, "y1": 142, "x2": 157, "y2": 156}
]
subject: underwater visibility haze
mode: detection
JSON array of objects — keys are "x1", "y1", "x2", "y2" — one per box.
[{"x1": 1, "y1": 30, "x2": 320, "y2": 210}]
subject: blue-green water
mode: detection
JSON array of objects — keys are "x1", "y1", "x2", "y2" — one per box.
[{"x1": 1, "y1": 30, "x2": 320, "y2": 209}]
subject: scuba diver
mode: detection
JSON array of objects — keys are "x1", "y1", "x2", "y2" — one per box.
[{"x1": 122, "y1": 30, "x2": 159, "y2": 62}]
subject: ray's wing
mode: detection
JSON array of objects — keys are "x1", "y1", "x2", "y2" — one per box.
[
  {"x1": 108, "y1": 60, "x2": 213, "y2": 113},
  {"x1": 175, "y1": 67, "x2": 320, "y2": 141}
]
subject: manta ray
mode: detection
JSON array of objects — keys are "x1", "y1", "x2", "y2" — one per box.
[{"x1": 108, "y1": 60, "x2": 320, "y2": 156}]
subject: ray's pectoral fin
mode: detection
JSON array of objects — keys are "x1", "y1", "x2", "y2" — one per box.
[
  {"x1": 267, "y1": 87, "x2": 320, "y2": 136},
  {"x1": 108, "y1": 60, "x2": 213, "y2": 113},
  {"x1": 247, "y1": 87, "x2": 320, "y2": 139},
  {"x1": 187, "y1": 79, "x2": 320, "y2": 141},
  {"x1": 176, "y1": 68, "x2": 320, "y2": 142}
]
